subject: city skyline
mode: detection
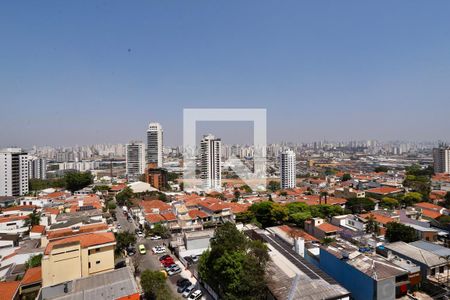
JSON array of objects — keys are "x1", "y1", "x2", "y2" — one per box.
[{"x1": 2, "y1": 1, "x2": 450, "y2": 146}]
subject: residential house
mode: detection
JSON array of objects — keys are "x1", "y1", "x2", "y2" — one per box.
[
  {"x1": 41, "y1": 232, "x2": 116, "y2": 287},
  {"x1": 304, "y1": 218, "x2": 342, "y2": 240}
]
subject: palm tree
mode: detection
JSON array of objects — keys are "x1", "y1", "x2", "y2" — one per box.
[{"x1": 25, "y1": 212, "x2": 41, "y2": 228}]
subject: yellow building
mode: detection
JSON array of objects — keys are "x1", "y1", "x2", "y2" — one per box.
[{"x1": 41, "y1": 232, "x2": 116, "y2": 287}]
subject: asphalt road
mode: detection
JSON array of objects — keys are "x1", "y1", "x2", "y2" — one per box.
[{"x1": 114, "y1": 207, "x2": 186, "y2": 298}]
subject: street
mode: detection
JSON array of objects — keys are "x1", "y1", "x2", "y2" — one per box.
[{"x1": 114, "y1": 207, "x2": 208, "y2": 299}]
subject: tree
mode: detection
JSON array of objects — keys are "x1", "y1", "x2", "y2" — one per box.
[
  {"x1": 140, "y1": 269, "x2": 174, "y2": 300},
  {"x1": 365, "y1": 214, "x2": 379, "y2": 235},
  {"x1": 64, "y1": 171, "x2": 93, "y2": 193},
  {"x1": 108, "y1": 202, "x2": 117, "y2": 210},
  {"x1": 443, "y1": 192, "x2": 450, "y2": 209},
  {"x1": 401, "y1": 192, "x2": 423, "y2": 207},
  {"x1": 115, "y1": 231, "x2": 136, "y2": 255},
  {"x1": 199, "y1": 222, "x2": 268, "y2": 300},
  {"x1": 385, "y1": 222, "x2": 418, "y2": 243},
  {"x1": 249, "y1": 201, "x2": 287, "y2": 228},
  {"x1": 374, "y1": 166, "x2": 389, "y2": 173},
  {"x1": 151, "y1": 223, "x2": 170, "y2": 238},
  {"x1": 341, "y1": 173, "x2": 352, "y2": 182},
  {"x1": 267, "y1": 181, "x2": 280, "y2": 192},
  {"x1": 93, "y1": 185, "x2": 110, "y2": 193},
  {"x1": 25, "y1": 212, "x2": 41, "y2": 227},
  {"x1": 25, "y1": 254, "x2": 43, "y2": 269},
  {"x1": 116, "y1": 187, "x2": 134, "y2": 207},
  {"x1": 158, "y1": 192, "x2": 167, "y2": 201},
  {"x1": 345, "y1": 197, "x2": 375, "y2": 213},
  {"x1": 241, "y1": 185, "x2": 253, "y2": 193},
  {"x1": 380, "y1": 197, "x2": 399, "y2": 209},
  {"x1": 234, "y1": 190, "x2": 241, "y2": 201}
]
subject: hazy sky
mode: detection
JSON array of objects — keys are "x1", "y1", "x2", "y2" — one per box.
[{"x1": 1, "y1": 1, "x2": 450, "y2": 147}]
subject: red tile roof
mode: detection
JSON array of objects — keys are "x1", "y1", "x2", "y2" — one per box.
[
  {"x1": 45, "y1": 232, "x2": 115, "y2": 255},
  {"x1": 0, "y1": 215, "x2": 28, "y2": 223},
  {"x1": 145, "y1": 213, "x2": 166, "y2": 224},
  {"x1": 0, "y1": 281, "x2": 20, "y2": 300},
  {"x1": 316, "y1": 222, "x2": 342, "y2": 233},
  {"x1": 359, "y1": 212, "x2": 396, "y2": 225},
  {"x1": 43, "y1": 207, "x2": 60, "y2": 215},
  {"x1": 278, "y1": 225, "x2": 319, "y2": 242},
  {"x1": 161, "y1": 212, "x2": 177, "y2": 222},
  {"x1": 1, "y1": 205, "x2": 36, "y2": 212},
  {"x1": 188, "y1": 209, "x2": 209, "y2": 219},
  {"x1": 47, "y1": 223, "x2": 109, "y2": 240},
  {"x1": 140, "y1": 200, "x2": 171, "y2": 213},
  {"x1": 30, "y1": 225, "x2": 46, "y2": 234},
  {"x1": 421, "y1": 210, "x2": 442, "y2": 219},
  {"x1": 21, "y1": 266, "x2": 42, "y2": 285},
  {"x1": 414, "y1": 202, "x2": 445, "y2": 212},
  {"x1": 365, "y1": 186, "x2": 403, "y2": 195},
  {"x1": 116, "y1": 293, "x2": 141, "y2": 300}
]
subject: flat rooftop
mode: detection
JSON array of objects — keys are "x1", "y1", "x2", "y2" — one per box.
[
  {"x1": 39, "y1": 268, "x2": 138, "y2": 300},
  {"x1": 252, "y1": 229, "x2": 350, "y2": 300}
]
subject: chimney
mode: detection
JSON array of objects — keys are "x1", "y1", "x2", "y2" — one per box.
[
  {"x1": 294, "y1": 237, "x2": 305, "y2": 257},
  {"x1": 78, "y1": 199, "x2": 83, "y2": 207}
]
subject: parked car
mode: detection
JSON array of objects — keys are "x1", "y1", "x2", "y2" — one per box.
[
  {"x1": 162, "y1": 260, "x2": 175, "y2": 268},
  {"x1": 136, "y1": 231, "x2": 144, "y2": 238},
  {"x1": 188, "y1": 290, "x2": 203, "y2": 300},
  {"x1": 150, "y1": 235, "x2": 162, "y2": 240},
  {"x1": 182, "y1": 284, "x2": 196, "y2": 298},
  {"x1": 116, "y1": 224, "x2": 121, "y2": 229},
  {"x1": 164, "y1": 264, "x2": 178, "y2": 272},
  {"x1": 168, "y1": 265, "x2": 182, "y2": 276},
  {"x1": 126, "y1": 247, "x2": 136, "y2": 256},
  {"x1": 152, "y1": 246, "x2": 166, "y2": 254},
  {"x1": 177, "y1": 280, "x2": 192, "y2": 293},
  {"x1": 191, "y1": 255, "x2": 199, "y2": 263},
  {"x1": 159, "y1": 255, "x2": 171, "y2": 261},
  {"x1": 138, "y1": 244, "x2": 146, "y2": 255},
  {"x1": 114, "y1": 261, "x2": 126, "y2": 269},
  {"x1": 176, "y1": 278, "x2": 190, "y2": 287}
]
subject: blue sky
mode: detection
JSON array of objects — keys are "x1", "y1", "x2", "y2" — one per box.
[{"x1": 1, "y1": 1, "x2": 450, "y2": 147}]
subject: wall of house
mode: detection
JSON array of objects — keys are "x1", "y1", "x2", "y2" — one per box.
[
  {"x1": 83, "y1": 245, "x2": 115, "y2": 276},
  {"x1": 319, "y1": 249, "x2": 391, "y2": 300},
  {"x1": 42, "y1": 244, "x2": 82, "y2": 287}
]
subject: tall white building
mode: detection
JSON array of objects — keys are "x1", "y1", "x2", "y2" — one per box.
[
  {"x1": 126, "y1": 141, "x2": 146, "y2": 181},
  {"x1": 147, "y1": 122, "x2": 163, "y2": 167},
  {"x1": 280, "y1": 149, "x2": 296, "y2": 189},
  {"x1": 28, "y1": 156, "x2": 47, "y2": 180},
  {"x1": 433, "y1": 146, "x2": 450, "y2": 174},
  {"x1": 0, "y1": 148, "x2": 29, "y2": 196},
  {"x1": 200, "y1": 134, "x2": 222, "y2": 191}
]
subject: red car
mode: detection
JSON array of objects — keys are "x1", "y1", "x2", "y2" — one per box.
[{"x1": 162, "y1": 259, "x2": 175, "y2": 267}]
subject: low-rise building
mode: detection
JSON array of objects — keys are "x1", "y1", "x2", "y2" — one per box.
[
  {"x1": 304, "y1": 218, "x2": 342, "y2": 240},
  {"x1": 41, "y1": 232, "x2": 116, "y2": 287},
  {"x1": 38, "y1": 268, "x2": 139, "y2": 300},
  {"x1": 320, "y1": 240, "x2": 419, "y2": 300},
  {"x1": 383, "y1": 241, "x2": 448, "y2": 283}
]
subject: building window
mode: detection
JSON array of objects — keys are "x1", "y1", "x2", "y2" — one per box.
[
  {"x1": 440, "y1": 266, "x2": 445, "y2": 273},
  {"x1": 96, "y1": 260, "x2": 100, "y2": 264},
  {"x1": 431, "y1": 268, "x2": 436, "y2": 276},
  {"x1": 88, "y1": 262, "x2": 91, "y2": 268}
]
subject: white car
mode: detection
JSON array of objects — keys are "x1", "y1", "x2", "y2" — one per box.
[
  {"x1": 150, "y1": 235, "x2": 162, "y2": 240},
  {"x1": 188, "y1": 290, "x2": 203, "y2": 300},
  {"x1": 182, "y1": 284, "x2": 196, "y2": 298},
  {"x1": 136, "y1": 231, "x2": 144, "y2": 238},
  {"x1": 116, "y1": 224, "x2": 122, "y2": 229},
  {"x1": 168, "y1": 265, "x2": 182, "y2": 276},
  {"x1": 152, "y1": 246, "x2": 166, "y2": 254}
]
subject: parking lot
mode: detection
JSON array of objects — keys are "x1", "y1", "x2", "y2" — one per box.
[{"x1": 114, "y1": 207, "x2": 209, "y2": 299}]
